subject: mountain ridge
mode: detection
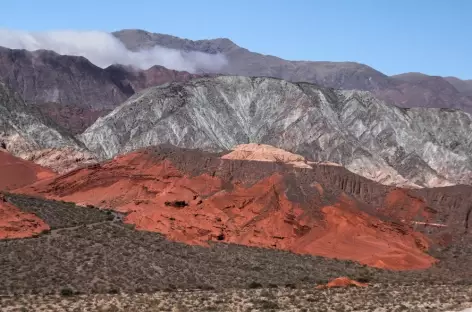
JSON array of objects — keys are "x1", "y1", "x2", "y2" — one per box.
[
  {"x1": 1, "y1": 29, "x2": 471, "y2": 136},
  {"x1": 0, "y1": 82, "x2": 84, "y2": 155},
  {"x1": 0, "y1": 46, "x2": 204, "y2": 133},
  {"x1": 79, "y1": 75, "x2": 472, "y2": 188},
  {"x1": 113, "y1": 29, "x2": 472, "y2": 112}
]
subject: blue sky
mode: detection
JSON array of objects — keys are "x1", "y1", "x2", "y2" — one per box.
[{"x1": 1, "y1": 0, "x2": 471, "y2": 79}]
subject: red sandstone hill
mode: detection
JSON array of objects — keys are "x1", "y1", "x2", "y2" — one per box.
[
  {"x1": 16, "y1": 145, "x2": 440, "y2": 270},
  {"x1": 0, "y1": 152, "x2": 53, "y2": 239},
  {"x1": 0, "y1": 194, "x2": 49, "y2": 239},
  {"x1": 0, "y1": 150, "x2": 56, "y2": 191}
]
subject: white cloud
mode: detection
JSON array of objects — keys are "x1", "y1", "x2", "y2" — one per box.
[{"x1": 0, "y1": 29, "x2": 228, "y2": 73}]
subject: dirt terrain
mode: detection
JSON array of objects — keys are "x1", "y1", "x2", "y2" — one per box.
[{"x1": 222, "y1": 143, "x2": 314, "y2": 168}]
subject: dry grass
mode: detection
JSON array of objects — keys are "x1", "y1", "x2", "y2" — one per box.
[
  {"x1": 2, "y1": 194, "x2": 472, "y2": 311},
  {"x1": 1, "y1": 284, "x2": 472, "y2": 312},
  {"x1": 6, "y1": 193, "x2": 117, "y2": 229}
]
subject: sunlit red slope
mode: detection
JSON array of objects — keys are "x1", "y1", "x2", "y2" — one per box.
[
  {"x1": 0, "y1": 151, "x2": 55, "y2": 238},
  {"x1": 17, "y1": 145, "x2": 436, "y2": 270},
  {"x1": 0, "y1": 150, "x2": 56, "y2": 190},
  {"x1": 0, "y1": 194, "x2": 50, "y2": 239}
]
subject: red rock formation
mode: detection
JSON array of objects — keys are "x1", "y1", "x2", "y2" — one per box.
[
  {"x1": 16, "y1": 146, "x2": 436, "y2": 270},
  {"x1": 0, "y1": 194, "x2": 49, "y2": 239},
  {"x1": 378, "y1": 189, "x2": 438, "y2": 224},
  {"x1": 316, "y1": 277, "x2": 368, "y2": 289},
  {"x1": 0, "y1": 150, "x2": 56, "y2": 190}
]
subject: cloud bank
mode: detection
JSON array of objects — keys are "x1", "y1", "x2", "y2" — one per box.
[{"x1": 0, "y1": 29, "x2": 228, "y2": 73}]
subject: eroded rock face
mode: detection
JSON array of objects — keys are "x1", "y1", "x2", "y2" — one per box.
[
  {"x1": 222, "y1": 143, "x2": 313, "y2": 169},
  {"x1": 0, "y1": 82, "x2": 83, "y2": 156},
  {"x1": 16, "y1": 145, "x2": 436, "y2": 270},
  {"x1": 17, "y1": 147, "x2": 98, "y2": 174},
  {"x1": 80, "y1": 76, "x2": 472, "y2": 188}
]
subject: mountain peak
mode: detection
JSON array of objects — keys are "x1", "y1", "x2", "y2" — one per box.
[{"x1": 113, "y1": 29, "x2": 239, "y2": 53}]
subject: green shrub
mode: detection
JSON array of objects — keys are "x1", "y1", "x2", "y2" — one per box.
[
  {"x1": 248, "y1": 281, "x2": 262, "y2": 289},
  {"x1": 60, "y1": 288, "x2": 74, "y2": 297}
]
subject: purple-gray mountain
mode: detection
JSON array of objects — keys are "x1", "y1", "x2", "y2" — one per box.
[
  {"x1": 114, "y1": 29, "x2": 472, "y2": 112},
  {"x1": 0, "y1": 46, "x2": 202, "y2": 133},
  {"x1": 444, "y1": 76, "x2": 472, "y2": 96}
]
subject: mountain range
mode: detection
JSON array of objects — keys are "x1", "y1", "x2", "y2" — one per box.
[
  {"x1": 1, "y1": 29, "x2": 472, "y2": 136},
  {"x1": 0, "y1": 46, "x2": 202, "y2": 133},
  {"x1": 114, "y1": 29, "x2": 472, "y2": 111},
  {"x1": 1, "y1": 29, "x2": 472, "y2": 188},
  {"x1": 80, "y1": 75, "x2": 472, "y2": 188},
  {"x1": 3, "y1": 28, "x2": 472, "y2": 310}
]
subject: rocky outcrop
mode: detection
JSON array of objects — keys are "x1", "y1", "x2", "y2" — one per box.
[
  {"x1": 0, "y1": 82, "x2": 84, "y2": 156},
  {"x1": 113, "y1": 29, "x2": 472, "y2": 112},
  {"x1": 17, "y1": 147, "x2": 98, "y2": 174},
  {"x1": 222, "y1": 143, "x2": 313, "y2": 169},
  {"x1": 316, "y1": 277, "x2": 368, "y2": 289},
  {"x1": 16, "y1": 145, "x2": 436, "y2": 270},
  {"x1": 15, "y1": 145, "x2": 472, "y2": 266},
  {"x1": 80, "y1": 76, "x2": 472, "y2": 188}
]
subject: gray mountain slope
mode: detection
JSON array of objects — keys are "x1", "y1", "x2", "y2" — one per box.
[
  {"x1": 0, "y1": 82, "x2": 83, "y2": 155},
  {"x1": 80, "y1": 76, "x2": 472, "y2": 188}
]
